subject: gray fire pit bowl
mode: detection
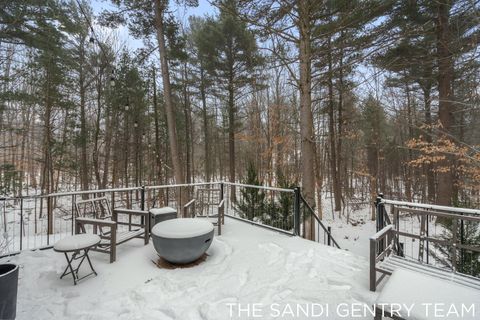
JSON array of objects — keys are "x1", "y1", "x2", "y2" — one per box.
[{"x1": 151, "y1": 218, "x2": 214, "y2": 264}]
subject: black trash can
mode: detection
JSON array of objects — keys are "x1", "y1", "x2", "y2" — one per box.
[{"x1": 0, "y1": 264, "x2": 19, "y2": 320}]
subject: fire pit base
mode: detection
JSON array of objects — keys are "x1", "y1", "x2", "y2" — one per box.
[{"x1": 151, "y1": 218, "x2": 214, "y2": 264}]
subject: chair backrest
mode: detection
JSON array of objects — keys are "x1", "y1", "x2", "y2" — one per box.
[
  {"x1": 75, "y1": 197, "x2": 113, "y2": 236},
  {"x1": 196, "y1": 189, "x2": 221, "y2": 217},
  {"x1": 75, "y1": 197, "x2": 112, "y2": 219}
]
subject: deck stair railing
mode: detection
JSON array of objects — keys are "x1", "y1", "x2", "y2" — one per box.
[
  {"x1": 374, "y1": 195, "x2": 480, "y2": 278},
  {"x1": 299, "y1": 194, "x2": 340, "y2": 248}
]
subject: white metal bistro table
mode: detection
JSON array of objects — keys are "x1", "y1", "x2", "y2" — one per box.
[{"x1": 54, "y1": 234, "x2": 101, "y2": 285}]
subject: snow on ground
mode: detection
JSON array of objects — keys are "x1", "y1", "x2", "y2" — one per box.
[
  {"x1": 321, "y1": 203, "x2": 376, "y2": 258},
  {"x1": 2, "y1": 218, "x2": 377, "y2": 320},
  {"x1": 327, "y1": 218, "x2": 376, "y2": 258}
]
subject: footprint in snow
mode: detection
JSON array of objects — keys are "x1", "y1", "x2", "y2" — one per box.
[
  {"x1": 326, "y1": 277, "x2": 352, "y2": 290},
  {"x1": 258, "y1": 242, "x2": 284, "y2": 265},
  {"x1": 62, "y1": 291, "x2": 81, "y2": 299}
]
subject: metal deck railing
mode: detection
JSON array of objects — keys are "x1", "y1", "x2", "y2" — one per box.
[
  {"x1": 0, "y1": 182, "x2": 340, "y2": 257},
  {"x1": 374, "y1": 195, "x2": 480, "y2": 278}
]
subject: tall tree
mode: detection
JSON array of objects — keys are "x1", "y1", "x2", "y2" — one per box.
[
  {"x1": 235, "y1": 0, "x2": 322, "y2": 239},
  {"x1": 102, "y1": 0, "x2": 190, "y2": 188},
  {"x1": 361, "y1": 95, "x2": 389, "y2": 219},
  {"x1": 189, "y1": 16, "x2": 214, "y2": 182},
  {"x1": 435, "y1": 1, "x2": 455, "y2": 205},
  {"x1": 152, "y1": 0, "x2": 184, "y2": 186},
  {"x1": 200, "y1": 0, "x2": 263, "y2": 198}
]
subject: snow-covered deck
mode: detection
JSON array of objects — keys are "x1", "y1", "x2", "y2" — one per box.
[{"x1": 4, "y1": 218, "x2": 376, "y2": 320}]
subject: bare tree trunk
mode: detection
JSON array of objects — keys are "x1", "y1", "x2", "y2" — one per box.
[
  {"x1": 102, "y1": 106, "x2": 113, "y2": 189},
  {"x1": 422, "y1": 87, "x2": 435, "y2": 202},
  {"x1": 404, "y1": 79, "x2": 413, "y2": 201},
  {"x1": 152, "y1": 66, "x2": 164, "y2": 185},
  {"x1": 436, "y1": 0, "x2": 455, "y2": 205},
  {"x1": 19, "y1": 101, "x2": 31, "y2": 197},
  {"x1": 272, "y1": 69, "x2": 283, "y2": 177},
  {"x1": 41, "y1": 66, "x2": 54, "y2": 232},
  {"x1": 182, "y1": 62, "x2": 193, "y2": 185},
  {"x1": 93, "y1": 71, "x2": 103, "y2": 188},
  {"x1": 153, "y1": 0, "x2": 185, "y2": 191},
  {"x1": 298, "y1": 0, "x2": 316, "y2": 240},
  {"x1": 228, "y1": 74, "x2": 236, "y2": 200},
  {"x1": 199, "y1": 67, "x2": 211, "y2": 182},
  {"x1": 327, "y1": 41, "x2": 341, "y2": 212},
  {"x1": 78, "y1": 39, "x2": 89, "y2": 195},
  {"x1": 336, "y1": 33, "x2": 346, "y2": 210},
  {"x1": 28, "y1": 113, "x2": 37, "y2": 188},
  {"x1": 315, "y1": 122, "x2": 324, "y2": 220},
  {"x1": 123, "y1": 110, "x2": 129, "y2": 190}
]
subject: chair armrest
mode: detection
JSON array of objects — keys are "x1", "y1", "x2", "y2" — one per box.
[
  {"x1": 183, "y1": 199, "x2": 196, "y2": 218},
  {"x1": 370, "y1": 225, "x2": 394, "y2": 292},
  {"x1": 113, "y1": 208, "x2": 149, "y2": 216},
  {"x1": 217, "y1": 199, "x2": 225, "y2": 235},
  {"x1": 184, "y1": 199, "x2": 196, "y2": 209},
  {"x1": 76, "y1": 217, "x2": 117, "y2": 227},
  {"x1": 370, "y1": 224, "x2": 393, "y2": 241}
]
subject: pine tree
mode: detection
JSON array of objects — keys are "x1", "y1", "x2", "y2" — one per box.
[
  {"x1": 188, "y1": 16, "x2": 215, "y2": 182},
  {"x1": 433, "y1": 210, "x2": 480, "y2": 277},
  {"x1": 262, "y1": 169, "x2": 295, "y2": 231},
  {"x1": 198, "y1": 0, "x2": 263, "y2": 200},
  {"x1": 236, "y1": 161, "x2": 266, "y2": 221},
  {"x1": 361, "y1": 95, "x2": 390, "y2": 219},
  {"x1": 101, "y1": 0, "x2": 190, "y2": 189}
]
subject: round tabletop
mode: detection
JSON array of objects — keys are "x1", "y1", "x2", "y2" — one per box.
[
  {"x1": 152, "y1": 218, "x2": 214, "y2": 239},
  {"x1": 54, "y1": 234, "x2": 101, "y2": 252}
]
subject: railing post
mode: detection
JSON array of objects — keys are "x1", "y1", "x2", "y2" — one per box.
[
  {"x1": 327, "y1": 226, "x2": 331, "y2": 246},
  {"x1": 71, "y1": 195, "x2": 75, "y2": 235},
  {"x1": 141, "y1": 186, "x2": 145, "y2": 211},
  {"x1": 47, "y1": 196, "x2": 53, "y2": 246},
  {"x1": 460, "y1": 218, "x2": 464, "y2": 273},
  {"x1": 111, "y1": 192, "x2": 115, "y2": 211},
  {"x1": 375, "y1": 194, "x2": 384, "y2": 253},
  {"x1": 1, "y1": 198, "x2": 6, "y2": 233},
  {"x1": 220, "y1": 182, "x2": 224, "y2": 202},
  {"x1": 452, "y1": 218, "x2": 458, "y2": 272},
  {"x1": 375, "y1": 194, "x2": 384, "y2": 231},
  {"x1": 426, "y1": 214, "x2": 430, "y2": 264},
  {"x1": 370, "y1": 238, "x2": 377, "y2": 291},
  {"x1": 20, "y1": 198, "x2": 23, "y2": 251},
  {"x1": 140, "y1": 186, "x2": 146, "y2": 226},
  {"x1": 293, "y1": 187, "x2": 301, "y2": 236},
  {"x1": 220, "y1": 182, "x2": 225, "y2": 220}
]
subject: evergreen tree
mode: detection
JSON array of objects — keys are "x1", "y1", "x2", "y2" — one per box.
[
  {"x1": 361, "y1": 95, "x2": 390, "y2": 218},
  {"x1": 433, "y1": 212, "x2": 480, "y2": 277},
  {"x1": 187, "y1": 16, "x2": 215, "y2": 182},
  {"x1": 101, "y1": 0, "x2": 193, "y2": 189},
  {"x1": 198, "y1": 0, "x2": 263, "y2": 199},
  {"x1": 236, "y1": 161, "x2": 266, "y2": 221},
  {"x1": 261, "y1": 169, "x2": 295, "y2": 231}
]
